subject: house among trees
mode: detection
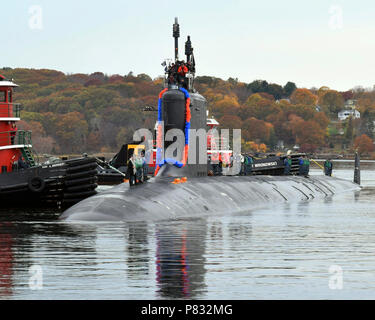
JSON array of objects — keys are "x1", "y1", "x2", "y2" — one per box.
[
  {"x1": 338, "y1": 99, "x2": 360, "y2": 121},
  {"x1": 344, "y1": 99, "x2": 357, "y2": 109},
  {"x1": 338, "y1": 109, "x2": 360, "y2": 121}
]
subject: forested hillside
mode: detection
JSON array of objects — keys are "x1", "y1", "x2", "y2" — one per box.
[{"x1": 2, "y1": 67, "x2": 375, "y2": 157}]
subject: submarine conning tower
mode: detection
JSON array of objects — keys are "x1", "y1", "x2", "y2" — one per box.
[{"x1": 156, "y1": 18, "x2": 207, "y2": 178}]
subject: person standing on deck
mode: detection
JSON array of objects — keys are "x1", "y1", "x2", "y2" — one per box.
[
  {"x1": 284, "y1": 156, "x2": 292, "y2": 175},
  {"x1": 135, "y1": 154, "x2": 144, "y2": 183},
  {"x1": 127, "y1": 152, "x2": 136, "y2": 186},
  {"x1": 298, "y1": 156, "x2": 304, "y2": 176},
  {"x1": 141, "y1": 150, "x2": 149, "y2": 181},
  {"x1": 303, "y1": 156, "x2": 310, "y2": 177},
  {"x1": 211, "y1": 152, "x2": 220, "y2": 176},
  {"x1": 218, "y1": 153, "x2": 223, "y2": 176},
  {"x1": 240, "y1": 154, "x2": 245, "y2": 175},
  {"x1": 244, "y1": 154, "x2": 253, "y2": 175},
  {"x1": 324, "y1": 159, "x2": 333, "y2": 176}
]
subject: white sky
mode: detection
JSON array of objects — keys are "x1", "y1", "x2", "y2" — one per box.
[{"x1": 3, "y1": 0, "x2": 375, "y2": 91}]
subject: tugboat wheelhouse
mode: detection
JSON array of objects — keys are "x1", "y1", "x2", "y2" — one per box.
[{"x1": 0, "y1": 76, "x2": 34, "y2": 172}]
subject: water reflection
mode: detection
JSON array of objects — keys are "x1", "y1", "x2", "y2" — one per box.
[
  {"x1": 155, "y1": 220, "x2": 207, "y2": 299},
  {"x1": 0, "y1": 169, "x2": 375, "y2": 299},
  {"x1": 323, "y1": 196, "x2": 333, "y2": 204},
  {"x1": 210, "y1": 222, "x2": 223, "y2": 239},
  {"x1": 0, "y1": 214, "x2": 99, "y2": 299},
  {"x1": 126, "y1": 222, "x2": 150, "y2": 279},
  {"x1": 296, "y1": 200, "x2": 311, "y2": 216},
  {"x1": 228, "y1": 222, "x2": 252, "y2": 241},
  {"x1": 0, "y1": 223, "x2": 13, "y2": 298},
  {"x1": 354, "y1": 190, "x2": 360, "y2": 201}
]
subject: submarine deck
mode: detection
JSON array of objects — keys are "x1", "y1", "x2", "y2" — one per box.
[{"x1": 60, "y1": 175, "x2": 360, "y2": 222}]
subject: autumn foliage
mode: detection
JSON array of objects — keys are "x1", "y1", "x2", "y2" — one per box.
[
  {"x1": 2, "y1": 67, "x2": 373, "y2": 156},
  {"x1": 353, "y1": 134, "x2": 375, "y2": 155},
  {"x1": 290, "y1": 89, "x2": 317, "y2": 106}
]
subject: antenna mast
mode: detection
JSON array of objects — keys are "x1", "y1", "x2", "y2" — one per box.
[{"x1": 173, "y1": 17, "x2": 180, "y2": 61}]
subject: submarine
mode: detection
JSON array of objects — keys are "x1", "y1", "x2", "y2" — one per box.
[{"x1": 60, "y1": 18, "x2": 361, "y2": 222}]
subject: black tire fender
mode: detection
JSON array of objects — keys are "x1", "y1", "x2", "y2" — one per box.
[{"x1": 28, "y1": 176, "x2": 45, "y2": 193}]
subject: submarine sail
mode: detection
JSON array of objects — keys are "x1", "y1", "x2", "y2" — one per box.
[{"x1": 156, "y1": 17, "x2": 207, "y2": 178}]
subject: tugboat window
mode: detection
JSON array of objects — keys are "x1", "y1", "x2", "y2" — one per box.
[
  {"x1": 0, "y1": 91, "x2": 6, "y2": 102},
  {"x1": 8, "y1": 90, "x2": 12, "y2": 103}
]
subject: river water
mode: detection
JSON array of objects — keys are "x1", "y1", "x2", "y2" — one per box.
[{"x1": 0, "y1": 167, "x2": 375, "y2": 300}]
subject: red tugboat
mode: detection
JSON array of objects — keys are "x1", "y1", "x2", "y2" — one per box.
[{"x1": 0, "y1": 75, "x2": 98, "y2": 208}]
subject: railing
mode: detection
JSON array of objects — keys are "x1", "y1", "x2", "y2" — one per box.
[
  {"x1": 207, "y1": 136, "x2": 230, "y2": 150},
  {"x1": 0, "y1": 103, "x2": 21, "y2": 118},
  {"x1": 0, "y1": 130, "x2": 32, "y2": 146}
]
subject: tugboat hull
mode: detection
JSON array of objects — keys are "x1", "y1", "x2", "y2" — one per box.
[{"x1": 0, "y1": 157, "x2": 98, "y2": 208}]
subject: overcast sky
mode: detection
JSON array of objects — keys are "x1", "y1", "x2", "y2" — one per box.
[{"x1": 3, "y1": 0, "x2": 375, "y2": 91}]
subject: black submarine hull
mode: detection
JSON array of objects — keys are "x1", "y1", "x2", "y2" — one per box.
[{"x1": 60, "y1": 175, "x2": 360, "y2": 222}]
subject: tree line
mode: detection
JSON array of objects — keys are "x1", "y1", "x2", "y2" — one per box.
[{"x1": 1, "y1": 67, "x2": 374, "y2": 156}]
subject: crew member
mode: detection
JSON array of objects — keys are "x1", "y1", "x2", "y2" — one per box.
[
  {"x1": 141, "y1": 150, "x2": 149, "y2": 181},
  {"x1": 186, "y1": 61, "x2": 195, "y2": 73},
  {"x1": 10, "y1": 122, "x2": 17, "y2": 145},
  {"x1": 167, "y1": 63, "x2": 177, "y2": 84},
  {"x1": 298, "y1": 156, "x2": 304, "y2": 176},
  {"x1": 126, "y1": 152, "x2": 136, "y2": 186},
  {"x1": 284, "y1": 156, "x2": 292, "y2": 175},
  {"x1": 324, "y1": 159, "x2": 333, "y2": 176},
  {"x1": 244, "y1": 154, "x2": 253, "y2": 175},
  {"x1": 240, "y1": 154, "x2": 245, "y2": 175},
  {"x1": 135, "y1": 153, "x2": 144, "y2": 183},
  {"x1": 177, "y1": 61, "x2": 188, "y2": 76},
  {"x1": 211, "y1": 152, "x2": 219, "y2": 176},
  {"x1": 18, "y1": 157, "x2": 28, "y2": 170},
  {"x1": 303, "y1": 156, "x2": 310, "y2": 177},
  {"x1": 177, "y1": 61, "x2": 188, "y2": 87},
  {"x1": 218, "y1": 155, "x2": 223, "y2": 176}
]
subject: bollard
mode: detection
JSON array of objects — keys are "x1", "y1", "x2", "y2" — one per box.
[{"x1": 354, "y1": 152, "x2": 360, "y2": 185}]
